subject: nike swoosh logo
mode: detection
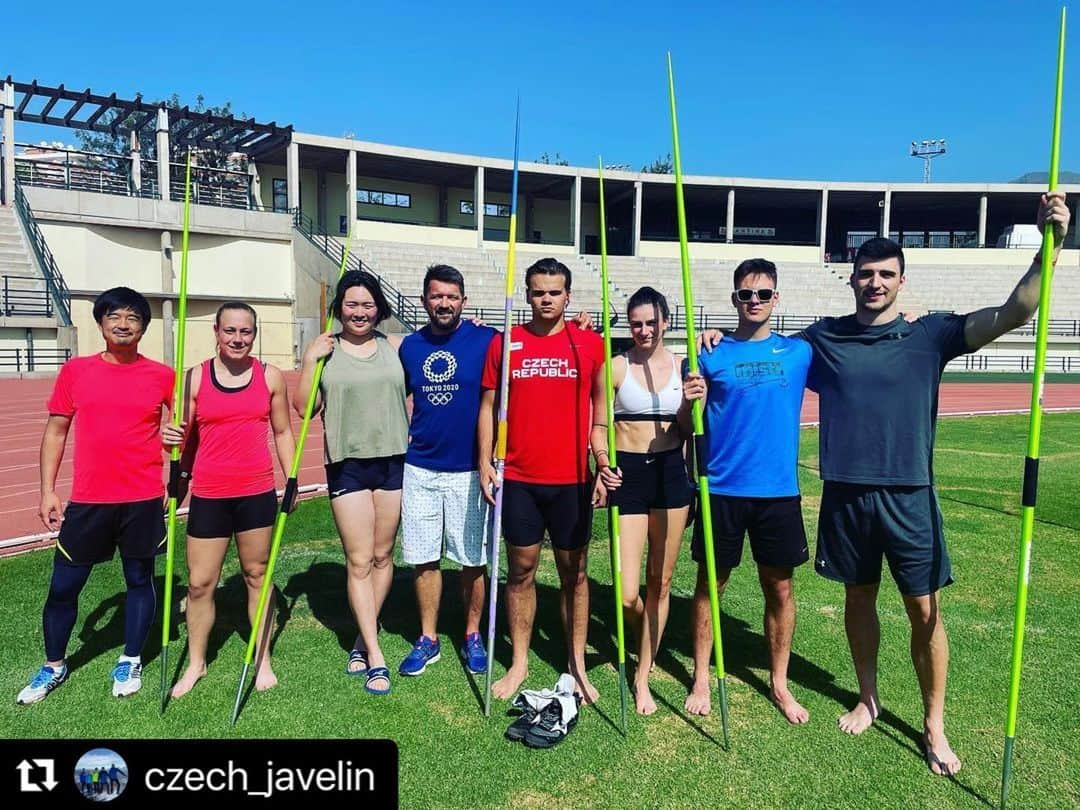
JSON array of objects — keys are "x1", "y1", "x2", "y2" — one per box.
[
  {"x1": 331, "y1": 489, "x2": 347, "y2": 496},
  {"x1": 771, "y1": 347, "x2": 786, "y2": 354},
  {"x1": 645, "y1": 458, "x2": 656, "y2": 464}
]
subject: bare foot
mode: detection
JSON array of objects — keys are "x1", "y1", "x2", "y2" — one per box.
[
  {"x1": 571, "y1": 670, "x2": 600, "y2": 704},
  {"x1": 838, "y1": 695, "x2": 880, "y2": 735},
  {"x1": 254, "y1": 662, "x2": 278, "y2": 692},
  {"x1": 923, "y1": 728, "x2": 962, "y2": 776},
  {"x1": 491, "y1": 666, "x2": 528, "y2": 700},
  {"x1": 771, "y1": 685, "x2": 809, "y2": 725},
  {"x1": 633, "y1": 679, "x2": 657, "y2": 715},
  {"x1": 170, "y1": 663, "x2": 207, "y2": 698},
  {"x1": 684, "y1": 680, "x2": 711, "y2": 716}
]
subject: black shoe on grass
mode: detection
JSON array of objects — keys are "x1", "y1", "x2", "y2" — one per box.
[{"x1": 523, "y1": 696, "x2": 581, "y2": 749}]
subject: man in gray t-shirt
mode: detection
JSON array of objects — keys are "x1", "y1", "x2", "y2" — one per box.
[{"x1": 803, "y1": 192, "x2": 1069, "y2": 777}]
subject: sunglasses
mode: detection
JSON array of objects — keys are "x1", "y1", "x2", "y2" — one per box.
[{"x1": 734, "y1": 288, "x2": 775, "y2": 303}]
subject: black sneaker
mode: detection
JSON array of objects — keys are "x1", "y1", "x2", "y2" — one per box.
[
  {"x1": 522, "y1": 696, "x2": 581, "y2": 749},
  {"x1": 505, "y1": 696, "x2": 541, "y2": 742},
  {"x1": 505, "y1": 708, "x2": 540, "y2": 747}
]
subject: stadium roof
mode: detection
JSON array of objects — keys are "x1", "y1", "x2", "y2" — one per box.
[{"x1": 3, "y1": 77, "x2": 293, "y2": 159}]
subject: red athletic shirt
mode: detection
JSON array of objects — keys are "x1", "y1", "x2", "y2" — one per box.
[
  {"x1": 191, "y1": 358, "x2": 276, "y2": 499},
  {"x1": 481, "y1": 322, "x2": 604, "y2": 485},
  {"x1": 46, "y1": 354, "x2": 174, "y2": 503}
]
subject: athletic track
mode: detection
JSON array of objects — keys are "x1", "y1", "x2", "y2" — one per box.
[{"x1": 0, "y1": 372, "x2": 1077, "y2": 555}]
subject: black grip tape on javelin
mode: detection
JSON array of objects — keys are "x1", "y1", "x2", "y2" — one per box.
[
  {"x1": 694, "y1": 435, "x2": 708, "y2": 479},
  {"x1": 281, "y1": 478, "x2": 299, "y2": 514},
  {"x1": 1022, "y1": 457, "x2": 1039, "y2": 508},
  {"x1": 167, "y1": 459, "x2": 181, "y2": 498}
]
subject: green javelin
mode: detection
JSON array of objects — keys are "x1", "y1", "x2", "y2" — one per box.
[
  {"x1": 1001, "y1": 8, "x2": 1066, "y2": 806},
  {"x1": 231, "y1": 224, "x2": 356, "y2": 725},
  {"x1": 160, "y1": 150, "x2": 193, "y2": 714},
  {"x1": 598, "y1": 159, "x2": 629, "y2": 736},
  {"x1": 666, "y1": 52, "x2": 730, "y2": 748}
]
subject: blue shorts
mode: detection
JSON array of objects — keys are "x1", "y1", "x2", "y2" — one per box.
[
  {"x1": 815, "y1": 482, "x2": 953, "y2": 597},
  {"x1": 326, "y1": 455, "x2": 405, "y2": 498}
]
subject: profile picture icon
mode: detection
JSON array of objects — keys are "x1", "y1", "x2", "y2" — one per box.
[{"x1": 74, "y1": 748, "x2": 128, "y2": 802}]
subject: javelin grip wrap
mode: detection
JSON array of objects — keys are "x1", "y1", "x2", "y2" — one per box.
[
  {"x1": 1021, "y1": 457, "x2": 1039, "y2": 508},
  {"x1": 694, "y1": 434, "x2": 709, "y2": 480},
  {"x1": 167, "y1": 459, "x2": 181, "y2": 498},
  {"x1": 281, "y1": 477, "x2": 299, "y2": 514}
]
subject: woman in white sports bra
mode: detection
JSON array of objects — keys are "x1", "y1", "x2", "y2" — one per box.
[{"x1": 591, "y1": 286, "x2": 692, "y2": 715}]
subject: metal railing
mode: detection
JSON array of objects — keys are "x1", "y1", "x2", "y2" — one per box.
[
  {"x1": 0, "y1": 347, "x2": 71, "y2": 373},
  {"x1": 12, "y1": 145, "x2": 273, "y2": 211},
  {"x1": 2, "y1": 276, "x2": 53, "y2": 318},
  {"x1": 11, "y1": 181, "x2": 72, "y2": 325},
  {"x1": 168, "y1": 162, "x2": 252, "y2": 209},
  {"x1": 461, "y1": 306, "x2": 604, "y2": 327},
  {"x1": 14, "y1": 143, "x2": 141, "y2": 198},
  {"x1": 669, "y1": 306, "x2": 820, "y2": 333},
  {"x1": 952, "y1": 354, "x2": 1077, "y2": 373},
  {"x1": 667, "y1": 307, "x2": 1080, "y2": 337},
  {"x1": 1014, "y1": 318, "x2": 1080, "y2": 337},
  {"x1": 293, "y1": 211, "x2": 424, "y2": 332}
]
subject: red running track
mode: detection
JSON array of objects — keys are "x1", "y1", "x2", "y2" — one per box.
[{"x1": 0, "y1": 373, "x2": 1078, "y2": 546}]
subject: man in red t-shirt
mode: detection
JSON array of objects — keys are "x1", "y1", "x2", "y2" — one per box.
[
  {"x1": 479, "y1": 258, "x2": 605, "y2": 704},
  {"x1": 16, "y1": 287, "x2": 175, "y2": 706}
]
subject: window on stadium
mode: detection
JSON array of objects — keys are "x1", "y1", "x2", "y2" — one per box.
[
  {"x1": 902, "y1": 232, "x2": 926, "y2": 248},
  {"x1": 459, "y1": 200, "x2": 510, "y2": 218},
  {"x1": 358, "y1": 189, "x2": 411, "y2": 208},
  {"x1": 272, "y1": 179, "x2": 288, "y2": 213}
]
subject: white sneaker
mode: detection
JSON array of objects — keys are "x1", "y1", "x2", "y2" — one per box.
[
  {"x1": 111, "y1": 660, "x2": 142, "y2": 698},
  {"x1": 17, "y1": 664, "x2": 68, "y2": 705}
]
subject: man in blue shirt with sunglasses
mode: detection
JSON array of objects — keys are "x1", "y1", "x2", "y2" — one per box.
[{"x1": 681, "y1": 258, "x2": 812, "y2": 725}]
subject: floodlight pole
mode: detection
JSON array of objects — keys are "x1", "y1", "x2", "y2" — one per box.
[{"x1": 910, "y1": 138, "x2": 948, "y2": 182}]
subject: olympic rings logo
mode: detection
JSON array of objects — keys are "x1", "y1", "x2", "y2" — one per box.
[
  {"x1": 423, "y1": 351, "x2": 457, "y2": 383},
  {"x1": 428, "y1": 392, "x2": 454, "y2": 406}
]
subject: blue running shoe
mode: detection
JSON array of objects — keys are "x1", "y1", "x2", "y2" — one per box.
[
  {"x1": 398, "y1": 636, "x2": 441, "y2": 676},
  {"x1": 111, "y1": 660, "x2": 143, "y2": 698},
  {"x1": 460, "y1": 632, "x2": 488, "y2": 675},
  {"x1": 16, "y1": 664, "x2": 68, "y2": 705}
]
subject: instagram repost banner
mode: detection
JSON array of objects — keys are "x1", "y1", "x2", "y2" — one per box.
[{"x1": 0, "y1": 740, "x2": 398, "y2": 807}]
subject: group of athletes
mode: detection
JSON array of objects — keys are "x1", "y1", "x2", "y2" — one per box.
[{"x1": 14, "y1": 190, "x2": 1069, "y2": 778}]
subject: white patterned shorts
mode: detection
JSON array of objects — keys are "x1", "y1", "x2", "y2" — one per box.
[{"x1": 401, "y1": 463, "x2": 490, "y2": 567}]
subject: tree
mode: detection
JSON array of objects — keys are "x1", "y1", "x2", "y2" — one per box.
[
  {"x1": 641, "y1": 153, "x2": 674, "y2": 174},
  {"x1": 537, "y1": 151, "x2": 569, "y2": 166},
  {"x1": 75, "y1": 93, "x2": 245, "y2": 168}
]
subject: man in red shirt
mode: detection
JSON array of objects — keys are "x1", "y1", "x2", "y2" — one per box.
[
  {"x1": 479, "y1": 258, "x2": 605, "y2": 704},
  {"x1": 17, "y1": 287, "x2": 175, "y2": 705}
]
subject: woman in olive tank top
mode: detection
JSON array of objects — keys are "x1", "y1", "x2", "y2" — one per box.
[{"x1": 295, "y1": 270, "x2": 408, "y2": 696}]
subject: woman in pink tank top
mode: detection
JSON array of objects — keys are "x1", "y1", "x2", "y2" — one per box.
[{"x1": 166, "y1": 302, "x2": 296, "y2": 698}]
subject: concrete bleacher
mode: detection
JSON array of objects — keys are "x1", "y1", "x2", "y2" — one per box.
[
  {"x1": 352, "y1": 240, "x2": 622, "y2": 318},
  {"x1": 901, "y1": 261, "x2": 1080, "y2": 321},
  {"x1": 348, "y1": 238, "x2": 1078, "y2": 371}
]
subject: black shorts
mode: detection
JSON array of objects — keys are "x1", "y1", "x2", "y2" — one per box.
[
  {"x1": 501, "y1": 480, "x2": 593, "y2": 551},
  {"x1": 55, "y1": 498, "x2": 166, "y2": 565},
  {"x1": 326, "y1": 455, "x2": 405, "y2": 498},
  {"x1": 609, "y1": 447, "x2": 692, "y2": 515},
  {"x1": 187, "y1": 490, "x2": 278, "y2": 538},
  {"x1": 692, "y1": 493, "x2": 809, "y2": 570},
  {"x1": 816, "y1": 482, "x2": 953, "y2": 597}
]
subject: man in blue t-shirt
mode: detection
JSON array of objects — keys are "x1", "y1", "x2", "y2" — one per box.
[
  {"x1": 396, "y1": 265, "x2": 497, "y2": 678},
  {"x1": 803, "y1": 193, "x2": 1069, "y2": 776},
  {"x1": 680, "y1": 258, "x2": 812, "y2": 725}
]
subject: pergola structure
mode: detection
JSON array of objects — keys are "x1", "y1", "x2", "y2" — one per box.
[{"x1": 1, "y1": 77, "x2": 293, "y2": 205}]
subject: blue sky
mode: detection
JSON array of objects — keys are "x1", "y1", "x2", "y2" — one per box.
[{"x1": 3, "y1": 1, "x2": 1075, "y2": 181}]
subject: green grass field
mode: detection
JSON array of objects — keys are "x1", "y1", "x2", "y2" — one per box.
[{"x1": 2, "y1": 414, "x2": 1078, "y2": 808}]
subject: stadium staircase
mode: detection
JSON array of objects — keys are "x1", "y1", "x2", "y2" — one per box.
[{"x1": 0, "y1": 182, "x2": 73, "y2": 373}]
